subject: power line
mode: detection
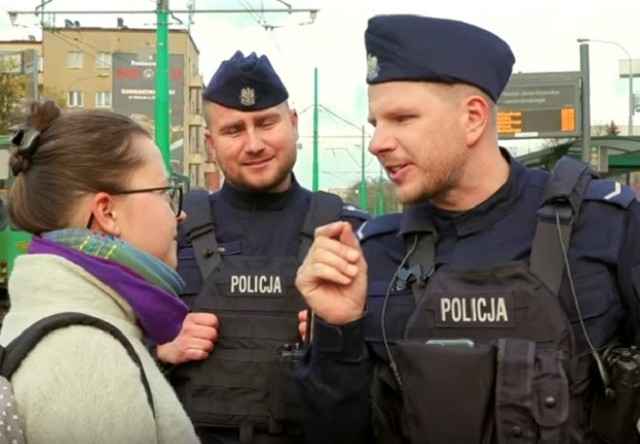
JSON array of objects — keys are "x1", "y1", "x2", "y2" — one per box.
[{"x1": 7, "y1": 8, "x2": 318, "y2": 15}]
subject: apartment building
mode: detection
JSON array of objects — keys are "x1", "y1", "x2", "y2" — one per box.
[{"x1": 40, "y1": 26, "x2": 219, "y2": 190}]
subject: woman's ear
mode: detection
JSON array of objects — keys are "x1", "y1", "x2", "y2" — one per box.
[{"x1": 88, "y1": 192, "x2": 120, "y2": 236}]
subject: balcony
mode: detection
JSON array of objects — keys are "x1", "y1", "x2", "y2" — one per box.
[
  {"x1": 189, "y1": 152, "x2": 204, "y2": 164},
  {"x1": 189, "y1": 74, "x2": 204, "y2": 88},
  {"x1": 203, "y1": 162, "x2": 218, "y2": 173}
]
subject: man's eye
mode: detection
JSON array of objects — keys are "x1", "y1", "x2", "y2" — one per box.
[{"x1": 396, "y1": 115, "x2": 414, "y2": 123}]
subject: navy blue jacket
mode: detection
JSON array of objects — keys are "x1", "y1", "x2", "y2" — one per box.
[
  {"x1": 297, "y1": 154, "x2": 640, "y2": 443},
  {"x1": 177, "y1": 178, "x2": 370, "y2": 295}
]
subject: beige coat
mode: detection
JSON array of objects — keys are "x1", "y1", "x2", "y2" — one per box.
[{"x1": 0, "y1": 254, "x2": 200, "y2": 444}]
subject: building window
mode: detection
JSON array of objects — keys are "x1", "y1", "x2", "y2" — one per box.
[
  {"x1": 96, "y1": 52, "x2": 112, "y2": 69},
  {"x1": 189, "y1": 88, "x2": 201, "y2": 114},
  {"x1": 95, "y1": 91, "x2": 111, "y2": 107},
  {"x1": 67, "y1": 51, "x2": 83, "y2": 69},
  {"x1": 189, "y1": 164, "x2": 201, "y2": 188},
  {"x1": 67, "y1": 90, "x2": 84, "y2": 107}
]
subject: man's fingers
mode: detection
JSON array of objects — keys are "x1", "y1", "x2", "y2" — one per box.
[
  {"x1": 313, "y1": 221, "x2": 348, "y2": 240},
  {"x1": 298, "y1": 321, "x2": 308, "y2": 341},
  {"x1": 308, "y1": 232, "x2": 361, "y2": 267},
  {"x1": 338, "y1": 222, "x2": 362, "y2": 250},
  {"x1": 303, "y1": 245, "x2": 360, "y2": 279},
  {"x1": 182, "y1": 323, "x2": 218, "y2": 343},
  {"x1": 182, "y1": 347, "x2": 212, "y2": 361},
  {"x1": 187, "y1": 312, "x2": 219, "y2": 328},
  {"x1": 188, "y1": 337, "x2": 215, "y2": 353},
  {"x1": 299, "y1": 262, "x2": 355, "y2": 286}
]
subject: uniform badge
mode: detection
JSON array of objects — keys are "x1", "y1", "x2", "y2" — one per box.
[
  {"x1": 367, "y1": 54, "x2": 380, "y2": 81},
  {"x1": 239, "y1": 87, "x2": 256, "y2": 107}
]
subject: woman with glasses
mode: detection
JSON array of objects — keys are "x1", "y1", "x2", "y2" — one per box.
[{"x1": 0, "y1": 99, "x2": 199, "y2": 444}]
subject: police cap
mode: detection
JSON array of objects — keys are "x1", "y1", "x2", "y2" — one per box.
[
  {"x1": 364, "y1": 14, "x2": 515, "y2": 102},
  {"x1": 202, "y1": 50, "x2": 289, "y2": 110}
]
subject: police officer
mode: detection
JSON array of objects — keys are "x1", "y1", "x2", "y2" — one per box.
[
  {"x1": 295, "y1": 14, "x2": 640, "y2": 444},
  {"x1": 156, "y1": 50, "x2": 369, "y2": 444}
]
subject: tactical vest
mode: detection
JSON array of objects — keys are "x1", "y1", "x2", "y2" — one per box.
[
  {"x1": 370, "y1": 158, "x2": 627, "y2": 444},
  {"x1": 171, "y1": 191, "x2": 345, "y2": 440}
]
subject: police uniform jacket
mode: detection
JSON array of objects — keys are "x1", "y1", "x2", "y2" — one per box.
[{"x1": 297, "y1": 151, "x2": 640, "y2": 443}]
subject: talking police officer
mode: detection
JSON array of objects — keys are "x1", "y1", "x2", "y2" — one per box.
[
  {"x1": 155, "y1": 50, "x2": 369, "y2": 444},
  {"x1": 295, "y1": 15, "x2": 640, "y2": 444}
]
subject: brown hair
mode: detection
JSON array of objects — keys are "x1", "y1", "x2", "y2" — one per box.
[{"x1": 9, "y1": 100, "x2": 150, "y2": 234}]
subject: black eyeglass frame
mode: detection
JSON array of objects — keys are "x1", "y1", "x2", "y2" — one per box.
[
  {"x1": 111, "y1": 185, "x2": 183, "y2": 216},
  {"x1": 85, "y1": 185, "x2": 183, "y2": 229}
]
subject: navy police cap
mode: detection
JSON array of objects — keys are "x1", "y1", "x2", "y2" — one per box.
[
  {"x1": 364, "y1": 15, "x2": 515, "y2": 102},
  {"x1": 203, "y1": 50, "x2": 289, "y2": 110}
]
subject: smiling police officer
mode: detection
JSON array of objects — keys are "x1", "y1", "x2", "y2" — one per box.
[
  {"x1": 156, "y1": 50, "x2": 369, "y2": 444},
  {"x1": 295, "y1": 14, "x2": 640, "y2": 444}
]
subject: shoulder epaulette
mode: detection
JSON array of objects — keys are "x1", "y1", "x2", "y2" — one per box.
[
  {"x1": 341, "y1": 203, "x2": 371, "y2": 221},
  {"x1": 356, "y1": 213, "x2": 402, "y2": 241},
  {"x1": 584, "y1": 180, "x2": 636, "y2": 209}
]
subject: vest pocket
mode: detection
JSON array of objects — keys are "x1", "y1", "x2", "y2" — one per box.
[
  {"x1": 495, "y1": 339, "x2": 569, "y2": 443},
  {"x1": 394, "y1": 339, "x2": 496, "y2": 444},
  {"x1": 393, "y1": 338, "x2": 570, "y2": 443},
  {"x1": 269, "y1": 344, "x2": 304, "y2": 424}
]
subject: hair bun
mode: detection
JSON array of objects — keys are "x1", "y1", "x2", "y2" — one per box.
[{"x1": 26, "y1": 99, "x2": 61, "y2": 133}]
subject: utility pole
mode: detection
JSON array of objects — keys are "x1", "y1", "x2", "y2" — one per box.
[
  {"x1": 312, "y1": 67, "x2": 319, "y2": 191},
  {"x1": 374, "y1": 165, "x2": 384, "y2": 215},
  {"x1": 156, "y1": 0, "x2": 171, "y2": 172},
  {"x1": 579, "y1": 42, "x2": 591, "y2": 163},
  {"x1": 359, "y1": 125, "x2": 367, "y2": 210}
]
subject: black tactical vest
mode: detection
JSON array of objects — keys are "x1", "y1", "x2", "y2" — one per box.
[
  {"x1": 171, "y1": 191, "x2": 344, "y2": 440},
  {"x1": 375, "y1": 158, "x2": 601, "y2": 444}
]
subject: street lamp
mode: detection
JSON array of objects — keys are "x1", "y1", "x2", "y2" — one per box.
[{"x1": 577, "y1": 38, "x2": 635, "y2": 136}]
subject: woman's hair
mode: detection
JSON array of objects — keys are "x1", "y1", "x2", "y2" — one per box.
[{"x1": 9, "y1": 100, "x2": 151, "y2": 234}]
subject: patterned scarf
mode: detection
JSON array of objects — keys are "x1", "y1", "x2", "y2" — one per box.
[{"x1": 28, "y1": 229, "x2": 188, "y2": 344}]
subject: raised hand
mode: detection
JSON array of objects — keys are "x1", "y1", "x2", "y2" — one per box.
[{"x1": 295, "y1": 221, "x2": 367, "y2": 325}]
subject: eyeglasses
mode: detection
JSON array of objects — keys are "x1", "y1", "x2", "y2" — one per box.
[
  {"x1": 112, "y1": 185, "x2": 183, "y2": 217},
  {"x1": 86, "y1": 185, "x2": 183, "y2": 229}
]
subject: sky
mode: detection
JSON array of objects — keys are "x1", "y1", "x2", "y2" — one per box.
[{"x1": 1, "y1": 0, "x2": 639, "y2": 190}]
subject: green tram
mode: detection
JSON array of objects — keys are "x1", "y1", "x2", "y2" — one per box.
[{"x1": 0, "y1": 135, "x2": 31, "y2": 310}]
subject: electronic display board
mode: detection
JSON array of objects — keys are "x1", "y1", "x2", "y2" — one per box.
[{"x1": 497, "y1": 72, "x2": 582, "y2": 139}]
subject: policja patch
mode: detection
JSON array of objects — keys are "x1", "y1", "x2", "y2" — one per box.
[{"x1": 436, "y1": 293, "x2": 514, "y2": 327}]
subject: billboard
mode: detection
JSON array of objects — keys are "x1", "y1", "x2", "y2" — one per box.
[
  {"x1": 112, "y1": 53, "x2": 184, "y2": 170},
  {"x1": 497, "y1": 72, "x2": 582, "y2": 139}
]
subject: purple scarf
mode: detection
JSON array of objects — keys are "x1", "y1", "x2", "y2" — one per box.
[{"x1": 28, "y1": 235, "x2": 188, "y2": 344}]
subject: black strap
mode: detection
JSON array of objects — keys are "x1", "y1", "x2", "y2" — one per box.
[
  {"x1": 530, "y1": 157, "x2": 596, "y2": 294},
  {"x1": 181, "y1": 190, "x2": 221, "y2": 280},
  {"x1": 298, "y1": 191, "x2": 343, "y2": 263},
  {"x1": 402, "y1": 233, "x2": 437, "y2": 303},
  {"x1": 0, "y1": 312, "x2": 155, "y2": 417}
]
